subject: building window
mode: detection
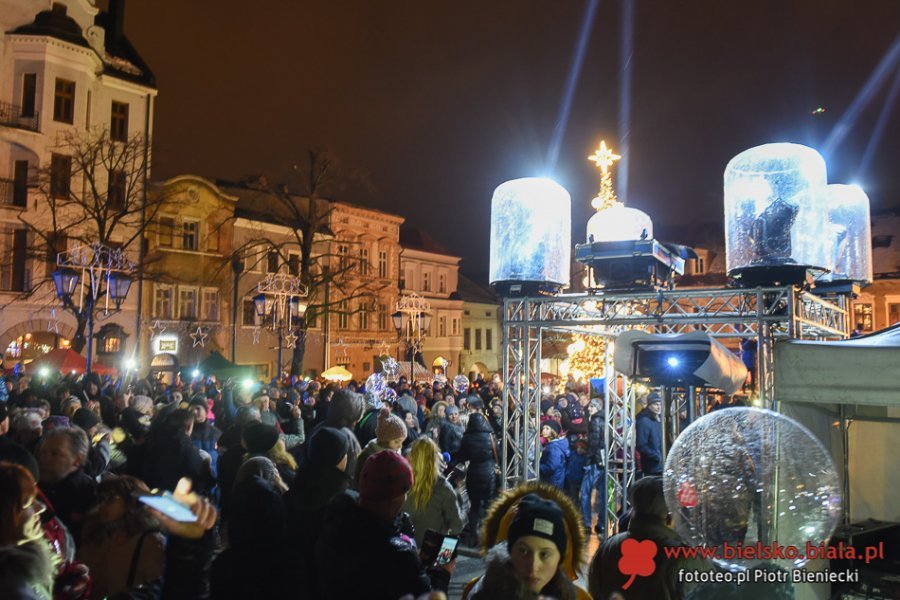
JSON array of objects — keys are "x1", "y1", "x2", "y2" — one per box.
[
  {"x1": 202, "y1": 288, "x2": 219, "y2": 321},
  {"x1": 696, "y1": 257, "x2": 705, "y2": 274},
  {"x1": 288, "y1": 253, "x2": 300, "y2": 275},
  {"x1": 53, "y1": 78, "x2": 75, "y2": 124},
  {"x1": 485, "y1": 311, "x2": 492, "y2": 317},
  {"x1": 438, "y1": 316, "x2": 446, "y2": 337},
  {"x1": 50, "y1": 154, "x2": 72, "y2": 199},
  {"x1": 378, "y1": 250, "x2": 388, "y2": 278},
  {"x1": 872, "y1": 235, "x2": 893, "y2": 248},
  {"x1": 475, "y1": 329, "x2": 482, "y2": 351},
  {"x1": 378, "y1": 303, "x2": 387, "y2": 330},
  {"x1": 182, "y1": 221, "x2": 199, "y2": 251},
  {"x1": 267, "y1": 251, "x2": 279, "y2": 273},
  {"x1": 21, "y1": 73, "x2": 37, "y2": 118},
  {"x1": 178, "y1": 287, "x2": 197, "y2": 319},
  {"x1": 338, "y1": 244, "x2": 350, "y2": 273},
  {"x1": 110, "y1": 102, "x2": 129, "y2": 142},
  {"x1": 422, "y1": 272, "x2": 431, "y2": 292},
  {"x1": 0, "y1": 228, "x2": 27, "y2": 292},
  {"x1": 13, "y1": 160, "x2": 28, "y2": 207},
  {"x1": 853, "y1": 303, "x2": 873, "y2": 332},
  {"x1": 486, "y1": 329, "x2": 493, "y2": 351},
  {"x1": 103, "y1": 337, "x2": 121, "y2": 353},
  {"x1": 439, "y1": 273, "x2": 446, "y2": 293},
  {"x1": 359, "y1": 248, "x2": 369, "y2": 275},
  {"x1": 338, "y1": 300, "x2": 349, "y2": 329},
  {"x1": 889, "y1": 302, "x2": 900, "y2": 326},
  {"x1": 108, "y1": 169, "x2": 126, "y2": 210},
  {"x1": 451, "y1": 318, "x2": 459, "y2": 336},
  {"x1": 359, "y1": 302, "x2": 369, "y2": 330},
  {"x1": 242, "y1": 298, "x2": 260, "y2": 326},
  {"x1": 464, "y1": 328, "x2": 471, "y2": 351},
  {"x1": 158, "y1": 216, "x2": 174, "y2": 247},
  {"x1": 154, "y1": 286, "x2": 173, "y2": 319}
]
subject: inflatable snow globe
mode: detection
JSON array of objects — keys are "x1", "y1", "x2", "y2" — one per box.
[
  {"x1": 724, "y1": 143, "x2": 829, "y2": 285},
  {"x1": 586, "y1": 203, "x2": 653, "y2": 242},
  {"x1": 489, "y1": 177, "x2": 571, "y2": 296},
  {"x1": 821, "y1": 184, "x2": 873, "y2": 284}
]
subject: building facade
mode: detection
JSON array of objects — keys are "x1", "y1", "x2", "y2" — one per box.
[
  {"x1": 0, "y1": 0, "x2": 155, "y2": 369},
  {"x1": 399, "y1": 227, "x2": 464, "y2": 378},
  {"x1": 457, "y1": 273, "x2": 502, "y2": 378},
  {"x1": 852, "y1": 210, "x2": 900, "y2": 333}
]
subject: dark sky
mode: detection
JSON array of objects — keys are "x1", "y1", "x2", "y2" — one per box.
[{"x1": 121, "y1": 0, "x2": 900, "y2": 279}]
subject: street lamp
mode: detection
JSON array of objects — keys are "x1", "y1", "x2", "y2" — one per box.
[
  {"x1": 254, "y1": 273, "x2": 308, "y2": 379},
  {"x1": 393, "y1": 293, "x2": 431, "y2": 384},
  {"x1": 53, "y1": 243, "x2": 134, "y2": 374}
]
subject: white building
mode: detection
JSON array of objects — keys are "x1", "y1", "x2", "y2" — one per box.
[
  {"x1": 399, "y1": 227, "x2": 463, "y2": 377},
  {"x1": 0, "y1": 0, "x2": 156, "y2": 368},
  {"x1": 456, "y1": 273, "x2": 501, "y2": 378}
]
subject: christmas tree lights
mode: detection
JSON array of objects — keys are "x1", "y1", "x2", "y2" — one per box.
[{"x1": 563, "y1": 333, "x2": 607, "y2": 381}]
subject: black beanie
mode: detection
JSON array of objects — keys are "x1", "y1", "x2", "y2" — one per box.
[
  {"x1": 72, "y1": 408, "x2": 101, "y2": 431},
  {"x1": 242, "y1": 422, "x2": 279, "y2": 454},
  {"x1": 308, "y1": 426, "x2": 350, "y2": 468},
  {"x1": 507, "y1": 494, "x2": 568, "y2": 556}
]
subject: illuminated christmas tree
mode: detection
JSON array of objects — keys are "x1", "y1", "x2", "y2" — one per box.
[
  {"x1": 588, "y1": 140, "x2": 621, "y2": 211},
  {"x1": 564, "y1": 333, "x2": 607, "y2": 381}
]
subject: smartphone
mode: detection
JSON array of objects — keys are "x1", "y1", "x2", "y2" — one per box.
[
  {"x1": 419, "y1": 530, "x2": 459, "y2": 568},
  {"x1": 137, "y1": 492, "x2": 197, "y2": 522}
]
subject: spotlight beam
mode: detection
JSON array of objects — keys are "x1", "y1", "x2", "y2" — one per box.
[
  {"x1": 617, "y1": 0, "x2": 635, "y2": 202},
  {"x1": 857, "y1": 66, "x2": 900, "y2": 179},
  {"x1": 822, "y1": 34, "x2": 900, "y2": 157},
  {"x1": 546, "y1": 0, "x2": 601, "y2": 171}
]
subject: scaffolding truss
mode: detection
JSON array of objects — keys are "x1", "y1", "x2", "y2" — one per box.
[{"x1": 500, "y1": 285, "x2": 850, "y2": 534}]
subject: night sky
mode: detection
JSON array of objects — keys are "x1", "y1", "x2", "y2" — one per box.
[{"x1": 122, "y1": 0, "x2": 900, "y2": 279}]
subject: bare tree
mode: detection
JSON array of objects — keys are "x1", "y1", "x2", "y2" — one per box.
[
  {"x1": 17, "y1": 127, "x2": 174, "y2": 353},
  {"x1": 224, "y1": 148, "x2": 386, "y2": 377}
]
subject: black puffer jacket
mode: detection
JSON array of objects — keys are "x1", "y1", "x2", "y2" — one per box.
[
  {"x1": 315, "y1": 493, "x2": 449, "y2": 600},
  {"x1": 438, "y1": 420, "x2": 464, "y2": 454},
  {"x1": 453, "y1": 413, "x2": 496, "y2": 499},
  {"x1": 586, "y1": 412, "x2": 604, "y2": 466}
]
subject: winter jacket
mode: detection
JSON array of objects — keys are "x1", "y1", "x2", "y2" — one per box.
[
  {"x1": 464, "y1": 543, "x2": 591, "y2": 600},
  {"x1": 315, "y1": 493, "x2": 450, "y2": 599},
  {"x1": 635, "y1": 408, "x2": 663, "y2": 475},
  {"x1": 539, "y1": 436, "x2": 570, "y2": 488},
  {"x1": 354, "y1": 408, "x2": 380, "y2": 447},
  {"x1": 586, "y1": 412, "x2": 604, "y2": 466},
  {"x1": 438, "y1": 420, "x2": 464, "y2": 454},
  {"x1": 401, "y1": 475, "x2": 464, "y2": 547},
  {"x1": 354, "y1": 439, "x2": 398, "y2": 488},
  {"x1": 191, "y1": 421, "x2": 221, "y2": 473},
  {"x1": 39, "y1": 469, "x2": 97, "y2": 542},
  {"x1": 77, "y1": 529, "x2": 165, "y2": 598},
  {"x1": 140, "y1": 430, "x2": 212, "y2": 496},
  {"x1": 452, "y1": 414, "x2": 496, "y2": 500}
]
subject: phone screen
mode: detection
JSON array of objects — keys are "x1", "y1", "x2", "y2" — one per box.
[
  {"x1": 434, "y1": 536, "x2": 458, "y2": 566},
  {"x1": 138, "y1": 493, "x2": 198, "y2": 522}
]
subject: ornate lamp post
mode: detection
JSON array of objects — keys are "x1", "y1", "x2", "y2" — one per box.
[
  {"x1": 253, "y1": 273, "x2": 307, "y2": 379},
  {"x1": 52, "y1": 242, "x2": 134, "y2": 374},
  {"x1": 391, "y1": 292, "x2": 431, "y2": 384}
]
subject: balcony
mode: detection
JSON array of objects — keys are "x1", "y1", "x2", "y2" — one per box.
[
  {"x1": 0, "y1": 101, "x2": 40, "y2": 132},
  {"x1": 0, "y1": 178, "x2": 28, "y2": 208}
]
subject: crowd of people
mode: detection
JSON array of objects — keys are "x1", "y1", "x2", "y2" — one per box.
[{"x1": 0, "y1": 366, "x2": 753, "y2": 600}]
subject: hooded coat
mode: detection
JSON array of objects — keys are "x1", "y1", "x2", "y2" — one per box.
[
  {"x1": 462, "y1": 482, "x2": 590, "y2": 600},
  {"x1": 452, "y1": 413, "x2": 496, "y2": 500},
  {"x1": 635, "y1": 407, "x2": 663, "y2": 475},
  {"x1": 540, "y1": 436, "x2": 569, "y2": 488}
]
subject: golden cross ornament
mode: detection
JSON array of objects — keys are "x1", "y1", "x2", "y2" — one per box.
[{"x1": 588, "y1": 141, "x2": 621, "y2": 175}]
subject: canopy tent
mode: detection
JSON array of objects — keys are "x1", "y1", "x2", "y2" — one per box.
[
  {"x1": 321, "y1": 365, "x2": 353, "y2": 382},
  {"x1": 613, "y1": 330, "x2": 748, "y2": 395},
  {"x1": 31, "y1": 349, "x2": 116, "y2": 376},
  {"x1": 181, "y1": 351, "x2": 252, "y2": 381},
  {"x1": 776, "y1": 323, "x2": 900, "y2": 522}
]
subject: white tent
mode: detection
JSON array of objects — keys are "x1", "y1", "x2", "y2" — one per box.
[{"x1": 775, "y1": 323, "x2": 900, "y2": 522}]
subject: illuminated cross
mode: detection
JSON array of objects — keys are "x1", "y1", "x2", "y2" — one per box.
[{"x1": 588, "y1": 141, "x2": 621, "y2": 175}]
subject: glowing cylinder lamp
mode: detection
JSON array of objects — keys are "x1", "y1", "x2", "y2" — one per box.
[
  {"x1": 489, "y1": 177, "x2": 571, "y2": 296},
  {"x1": 724, "y1": 143, "x2": 830, "y2": 282},
  {"x1": 586, "y1": 203, "x2": 653, "y2": 242},
  {"x1": 821, "y1": 184, "x2": 873, "y2": 284}
]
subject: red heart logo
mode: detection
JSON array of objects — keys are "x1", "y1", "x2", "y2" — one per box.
[{"x1": 618, "y1": 538, "x2": 657, "y2": 589}]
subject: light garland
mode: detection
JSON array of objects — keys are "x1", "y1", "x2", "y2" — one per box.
[{"x1": 563, "y1": 333, "x2": 607, "y2": 381}]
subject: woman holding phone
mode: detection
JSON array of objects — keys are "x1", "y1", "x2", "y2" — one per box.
[{"x1": 402, "y1": 437, "x2": 464, "y2": 547}]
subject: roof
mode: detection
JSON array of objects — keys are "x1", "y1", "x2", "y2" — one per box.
[
  {"x1": 216, "y1": 178, "x2": 334, "y2": 236},
  {"x1": 11, "y1": 3, "x2": 156, "y2": 88},
  {"x1": 400, "y1": 226, "x2": 458, "y2": 257},
  {"x1": 456, "y1": 273, "x2": 499, "y2": 304}
]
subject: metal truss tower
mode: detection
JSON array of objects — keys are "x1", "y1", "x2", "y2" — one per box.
[{"x1": 499, "y1": 285, "x2": 850, "y2": 534}]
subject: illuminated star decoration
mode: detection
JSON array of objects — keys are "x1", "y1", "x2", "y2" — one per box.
[
  {"x1": 378, "y1": 340, "x2": 391, "y2": 357},
  {"x1": 149, "y1": 319, "x2": 166, "y2": 337},
  {"x1": 47, "y1": 309, "x2": 59, "y2": 334},
  {"x1": 588, "y1": 140, "x2": 622, "y2": 211},
  {"x1": 251, "y1": 327, "x2": 261, "y2": 345},
  {"x1": 190, "y1": 326, "x2": 208, "y2": 348},
  {"x1": 284, "y1": 332, "x2": 298, "y2": 349}
]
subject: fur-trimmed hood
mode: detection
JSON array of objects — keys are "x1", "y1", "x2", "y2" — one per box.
[{"x1": 479, "y1": 481, "x2": 587, "y2": 579}]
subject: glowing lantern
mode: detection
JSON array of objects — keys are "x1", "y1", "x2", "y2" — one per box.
[
  {"x1": 821, "y1": 184, "x2": 873, "y2": 284},
  {"x1": 586, "y1": 203, "x2": 654, "y2": 242},
  {"x1": 489, "y1": 177, "x2": 571, "y2": 296}
]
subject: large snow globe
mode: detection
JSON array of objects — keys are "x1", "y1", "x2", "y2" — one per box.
[
  {"x1": 586, "y1": 203, "x2": 653, "y2": 242},
  {"x1": 724, "y1": 143, "x2": 829, "y2": 284},
  {"x1": 820, "y1": 184, "x2": 873, "y2": 284},
  {"x1": 489, "y1": 177, "x2": 571, "y2": 296}
]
